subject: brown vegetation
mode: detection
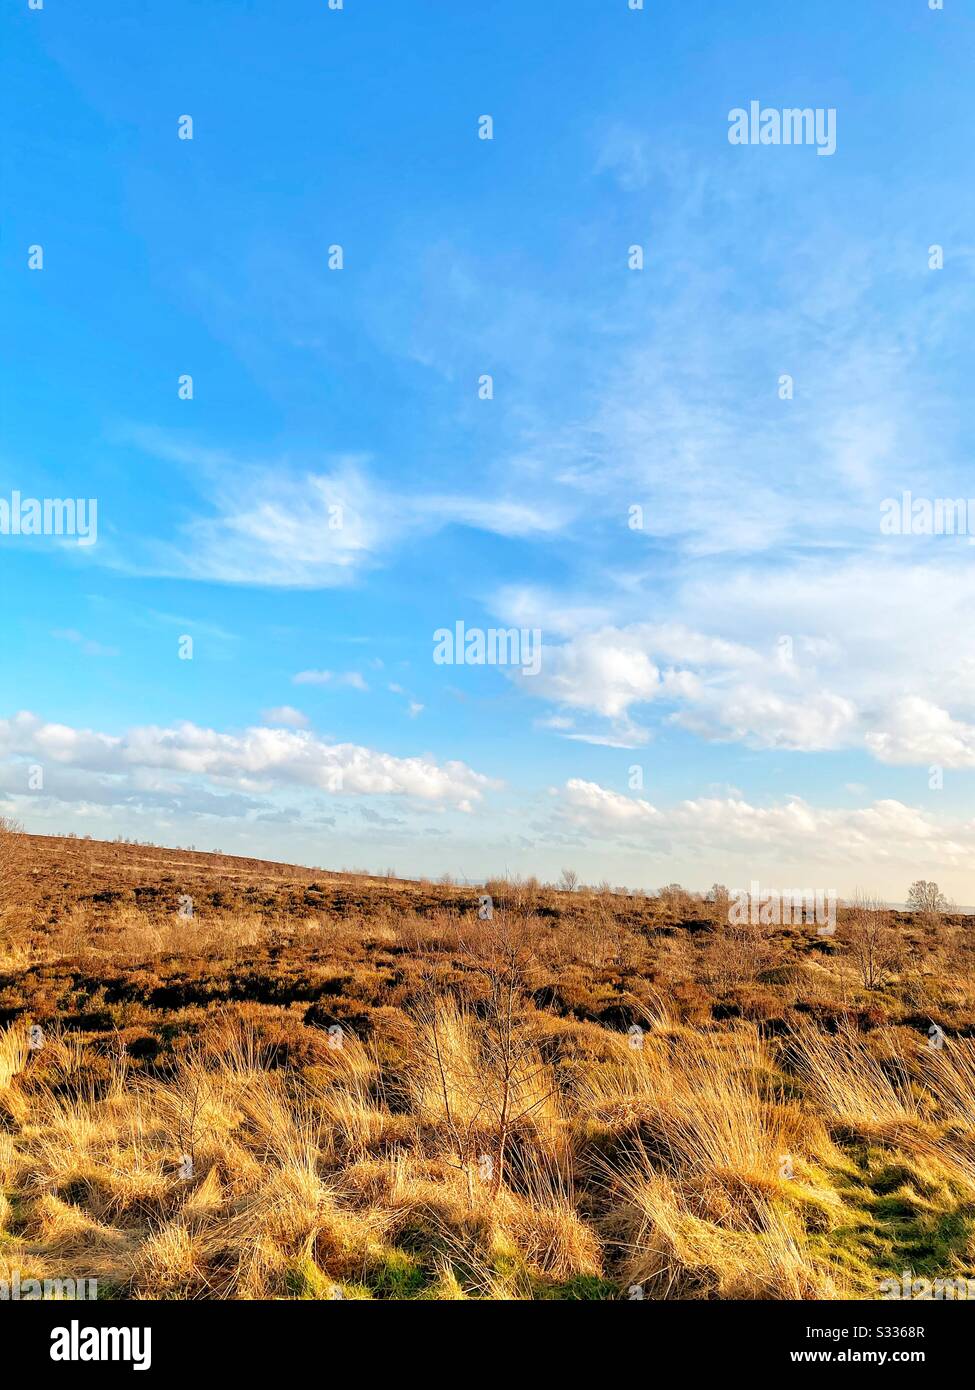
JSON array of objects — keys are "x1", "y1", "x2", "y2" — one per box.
[{"x1": 0, "y1": 833, "x2": 973, "y2": 1300}]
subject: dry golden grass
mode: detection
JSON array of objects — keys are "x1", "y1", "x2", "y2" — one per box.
[
  {"x1": 2, "y1": 832, "x2": 974, "y2": 1300},
  {"x1": 4, "y1": 1006, "x2": 974, "y2": 1300}
]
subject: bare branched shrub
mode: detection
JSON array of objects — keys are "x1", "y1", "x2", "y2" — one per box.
[
  {"x1": 483, "y1": 874, "x2": 541, "y2": 914},
  {"x1": 842, "y1": 894, "x2": 903, "y2": 989},
  {"x1": 410, "y1": 924, "x2": 558, "y2": 1203},
  {"x1": 706, "y1": 882, "x2": 731, "y2": 924},
  {"x1": 0, "y1": 816, "x2": 24, "y2": 909},
  {"x1": 656, "y1": 882, "x2": 696, "y2": 918},
  {"x1": 0, "y1": 818, "x2": 27, "y2": 960},
  {"x1": 702, "y1": 914, "x2": 783, "y2": 991}
]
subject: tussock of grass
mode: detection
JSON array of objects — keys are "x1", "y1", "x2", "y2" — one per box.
[{"x1": 4, "y1": 1011, "x2": 973, "y2": 1299}]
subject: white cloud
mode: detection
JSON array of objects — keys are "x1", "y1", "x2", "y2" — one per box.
[
  {"x1": 387, "y1": 683, "x2": 424, "y2": 718},
  {"x1": 119, "y1": 452, "x2": 383, "y2": 589},
  {"x1": 523, "y1": 626, "x2": 663, "y2": 719},
  {"x1": 492, "y1": 586, "x2": 614, "y2": 639},
  {"x1": 673, "y1": 686, "x2": 858, "y2": 752},
  {"x1": 108, "y1": 436, "x2": 568, "y2": 588},
  {"x1": 261, "y1": 705, "x2": 310, "y2": 728},
  {"x1": 420, "y1": 495, "x2": 566, "y2": 538},
  {"x1": 0, "y1": 712, "x2": 497, "y2": 811},
  {"x1": 555, "y1": 780, "x2": 974, "y2": 873},
  {"x1": 496, "y1": 559, "x2": 975, "y2": 766},
  {"x1": 562, "y1": 778, "x2": 660, "y2": 825},
  {"x1": 507, "y1": 616, "x2": 852, "y2": 750},
  {"x1": 293, "y1": 670, "x2": 368, "y2": 691},
  {"x1": 865, "y1": 697, "x2": 975, "y2": 768},
  {"x1": 563, "y1": 728, "x2": 650, "y2": 749},
  {"x1": 535, "y1": 714, "x2": 574, "y2": 732}
]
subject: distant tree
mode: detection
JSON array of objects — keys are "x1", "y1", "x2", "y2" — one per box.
[
  {"x1": 707, "y1": 883, "x2": 731, "y2": 921},
  {"x1": 657, "y1": 882, "x2": 694, "y2": 917},
  {"x1": 906, "y1": 880, "x2": 949, "y2": 920},
  {"x1": 558, "y1": 867, "x2": 579, "y2": 893}
]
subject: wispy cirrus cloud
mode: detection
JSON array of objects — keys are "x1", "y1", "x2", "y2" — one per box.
[
  {"x1": 51, "y1": 629, "x2": 119, "y2": 658},
  {"x1": 101, "y1": 432, "x2": 568, "y2": 589},
  {"x1": 293, "y1": 670, "x2": 368, "y2": 691}
]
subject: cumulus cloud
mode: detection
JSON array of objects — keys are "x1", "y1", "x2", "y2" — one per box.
[
  {"x1": 562, "y1": 778, "x2": 660, "y2": 825},
  {"x1": 865, "y1": 697, "x2": 975, "y2": 767},
  {"x1": 555, "y1": 779, "x2": 974, "y2": 871},
  {"x1": 509, "y1": 618, "x2": 854, "y2": 750},
  {"x1": 522, "y1": 626, "x2": 663, "y2": 719},
  {"x1": 498, "y1": 559, "x2": 975, "y2": 766},
  {"x1": 0, "y1": 712, "x2": 497, "y2": 812},
  {"x1": 674, "y1": 686, "x2": 858, "y2": 752}
]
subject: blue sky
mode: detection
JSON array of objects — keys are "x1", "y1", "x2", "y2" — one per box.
[{"x1": 3, "y1": 0, "x2": 975, "y2": 898}]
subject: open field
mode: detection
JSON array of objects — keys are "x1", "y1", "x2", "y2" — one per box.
[{"x1": 2, "y1": 832, "x2": 974, "y2": 1300}]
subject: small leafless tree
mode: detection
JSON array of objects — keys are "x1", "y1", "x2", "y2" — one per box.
[
  {"x1": 906, "y1": 880, "x2": 950, "y2": 926},
  {"x1": 414, "y1": 911, "x2": 554, "y2": 1203},
  {"x1": 843, "y1": 894, "x2": 903, "y2": 989},
  {"x1": 558, "y1": 867, "x2": 579, "y2": 893},
  {"x1": 482, "y1": 932, "x2": 554, "y2": 1196}
]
